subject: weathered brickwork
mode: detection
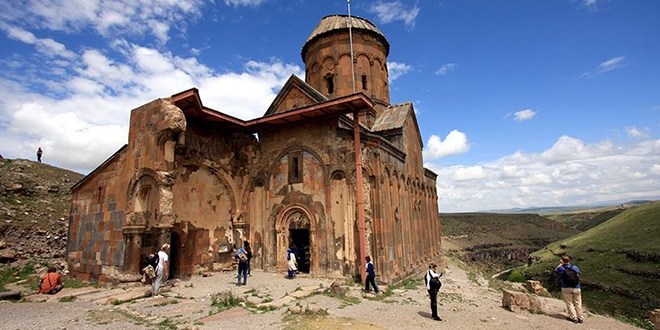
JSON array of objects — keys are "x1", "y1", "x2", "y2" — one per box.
[{"x1": 68, "y1": 15, "x2": 442, "y2": 284}]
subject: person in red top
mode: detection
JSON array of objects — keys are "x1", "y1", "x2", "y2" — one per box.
[{"x1": 37, "y1": 267, "x2": 64, "y2": 294}]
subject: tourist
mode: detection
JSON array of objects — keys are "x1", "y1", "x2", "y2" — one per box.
[
  {"x1": 364, "y1": 255, "x2": 380, "y2": 294},
  {"x1": 286, "y1": 248, "x2": 297, "y2": 279},
  {"x1": 152, "y1": 243, "x2": 170, "y2": 297},
  {"x1": 233, "y1": 246, "x2": 249, "y2": 285},
  {"x1": 244, "y1": 240, "x2": 253, "y2": 277},
  {"x1": 424, "y1": 263, "x2": 442, "y2": 321},
  {"x1": 37, "y1": 266, "x2": 64, "y2": 294},
  {"x1": 36, "y1": 147, "x2": 43, "y2": 163},
  {"x1": 556, "y1": 255, "x2": 584, "y2": 323}
]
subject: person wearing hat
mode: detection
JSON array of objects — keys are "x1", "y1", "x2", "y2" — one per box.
[{"x1": 152, "y1": 243, "x2": 170, "y2": 297}]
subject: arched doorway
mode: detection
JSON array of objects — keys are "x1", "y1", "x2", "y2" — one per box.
[{"x1": 278, "y1": 208, "x2": 312, "y2": 273}]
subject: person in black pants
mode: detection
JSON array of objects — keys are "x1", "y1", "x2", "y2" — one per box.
[
  {"x1": 424, "y1": 263, "x2": 442, "y2": 321},
  {"x1": 364, "y1": 255, "x2": 379, "y2": 294},
  {"x1": 244, "y1": 240, "x2": 253, "y2": 276}
]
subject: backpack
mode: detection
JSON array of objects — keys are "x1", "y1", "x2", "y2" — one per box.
[
  {"x1": 146, "y1": 253, "x2": 159, "y2": 269},
  {"x1": 425, "y1": 271, "x2": 442, "y2": 291},
  {"x1": 562, "y1": 265, "x2": 580, "y2": 287},
  {"x1": 237, "y1": 250, "x2": 248, "y2": 263},
  {"x1": 430, "y1": 276, "x2": 442, "y2": 291}
]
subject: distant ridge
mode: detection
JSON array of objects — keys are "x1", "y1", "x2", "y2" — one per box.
[{"x1": 479, "y1": 199, "x2": 657, "y2": 215}]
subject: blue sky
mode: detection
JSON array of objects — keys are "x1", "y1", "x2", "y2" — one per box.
[{"x1": 0, "y1": 0, "x2": 658, "y2": 212}]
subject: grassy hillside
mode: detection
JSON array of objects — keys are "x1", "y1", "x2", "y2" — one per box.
[
  {"x1": 525, "y1": 201, "x2": 660, "y2": 320},
  {"x1": 0, "y1": 158, "x2": 83, "y2": 228},
  {"x1": 441, "y1": 213, "x2": 580, "y2": 272},
  {"x1": 546, "y1": 208, "x2": 627, "y2": 231}
]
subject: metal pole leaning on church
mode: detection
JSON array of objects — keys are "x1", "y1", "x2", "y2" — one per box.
[
  {"x1": 348, "y1": 0, "x2": 366, "y2": 285},
  {"x1": 353, "y1": 110, "x2": 367, "y2": 285}
]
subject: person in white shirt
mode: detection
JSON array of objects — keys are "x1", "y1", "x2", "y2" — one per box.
[
  {"x1": 424, "y1": 263, "x2": 442, "y2": 321},
  {"x1": 152, "y1": 243, "x2": 170, "y2": 297}
]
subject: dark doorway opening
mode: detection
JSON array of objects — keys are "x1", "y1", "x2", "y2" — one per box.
[
  {"x1": 170, "y1": 232, "x2": 180, "y2": 278},
  {"x1": 289, "y1": 229, "x2": 310, "y2": 273}
]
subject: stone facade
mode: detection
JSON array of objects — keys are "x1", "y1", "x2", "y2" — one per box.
[{"x1": 67, "y1": 15, "x2": 442, "y2": 283}]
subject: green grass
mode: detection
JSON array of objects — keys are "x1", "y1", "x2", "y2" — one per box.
[
  {"x1": 507, "y1": 270, "x2": 526, "y2": 283},
  {"x1": 210, "y1": 292, "x2": 244, "y2": 313},
  {"x1": 525, "y1": 201, "x2": 660, "y2": 321}
]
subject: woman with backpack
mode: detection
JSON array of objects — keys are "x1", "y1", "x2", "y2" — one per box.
[{"x1": 424, "y1": 263, "x2": 442, "y2": 321}]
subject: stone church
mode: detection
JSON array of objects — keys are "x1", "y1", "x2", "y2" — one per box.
[{"x1": 67, "y1": 15, "x2": 442, "y2": 284}]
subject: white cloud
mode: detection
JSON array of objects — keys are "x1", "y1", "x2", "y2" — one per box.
[
  {"x1": 597, "y1": 56, "x2": 626, "y2": 73},
  {"x1": 387, "y1": 61, "x2": 412, "y2": 82},
  {"x1": 582, "y1": 0, "x2": 602, "y2": 11},
  {"x1": 224, "y1": 0, "x2": 268, "y2": 6},
  {"x1": 3, "y1": 26, "x2": 77, "y2": 59},
  {"x1": 435, "y1": 63, "x2": 456, "y2": 75},
  {"x1": 626, "y1": 126, "x2": 649, "y2": 139},
  {"x1": 0, "y1": 0, "x2": 208, "y2": 44},
  {"x1": 453, "y1": 166, "x2": 486, "y2": 181},
  {"x1": 513, "y1": 109, "x2": 536, "y2": 121},
  {"x1": 427, "y1": 135, "x2": 660, "y2": 212},
  {"x1": 368, "y1": 1, "x2": 420, "y2": 29},
  {"x1": 423, "y1": 130, "x2": 470, "y2": 160},
  {"x1": 0, "y1": 37, "x2": 303, "y2": 172}
]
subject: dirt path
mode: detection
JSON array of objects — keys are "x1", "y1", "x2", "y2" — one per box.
[{"x1": 0, "y1": 259, "x2": 642, "y2": 329}]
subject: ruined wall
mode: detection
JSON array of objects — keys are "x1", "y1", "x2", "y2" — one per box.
[
  {"x1": 68, "y1": 150, "x2": 128, "y2": 282},
  {"x1": 68, "y1": 98, "x2": 185, "y2": 281},
  {"x1": 171, "y1": 121, "x2": 258, "y2": 273}
]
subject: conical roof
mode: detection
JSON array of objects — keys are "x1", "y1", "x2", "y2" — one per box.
[{"x1": 301, "y1": 15, "x2": 390, "y2": 59}]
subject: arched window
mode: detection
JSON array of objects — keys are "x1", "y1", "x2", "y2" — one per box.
[
  {"x1": 325, "y1": 75, "x2": 334, "y2": 94},
  {"x1": 361, "y1": 74, "x2": 368, "y2": 90}
]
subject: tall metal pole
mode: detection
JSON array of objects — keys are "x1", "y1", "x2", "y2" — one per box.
[
  {"x1": 348, "y1": 0, "x2": 366, "y2": 286},
  {"x1": 353, "y1": 111, "x2": 367, "y2": 285},
  {"x1": 347, "y1": 0, "x2": 356, "y2": 93}
]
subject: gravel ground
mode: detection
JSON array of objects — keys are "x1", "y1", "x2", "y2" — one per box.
[{"x1": 0, "y1": 260, "x2": 644, "y2": 330}]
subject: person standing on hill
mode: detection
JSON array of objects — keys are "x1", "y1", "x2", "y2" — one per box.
[
  {"x1": 556, "y1": 255, "x2": 584, "y2": 324},
  {"x1": 152, "y1": 243, "x2": 170, "y2": 297},
  {"x1": 424, "y1": 263, "x2": 442, "y2": 321},
  {"x1": 37, "y1": 147, "x2": 43, "y2": 163}
]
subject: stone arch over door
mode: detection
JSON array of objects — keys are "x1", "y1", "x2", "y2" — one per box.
[
  {"x1": 123, "y1": 169, "x2": 161, "y2": 274},
  {"x1": 275, "y1": 206, "x2": 315, "y2": 273}
]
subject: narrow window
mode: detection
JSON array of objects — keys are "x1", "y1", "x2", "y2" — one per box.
[
  {"x1": 293, "y1": 157, "x2": 299, "y2": 178},
  {"x1": 361, "y1": 74, "x2": 368, "y2": 90},
  {"x1": 288, "y1": 151, "x2": 303, "y2": 184},
  {"x1": 325, "y1": 75, "x2": 334, "y2": 94}
]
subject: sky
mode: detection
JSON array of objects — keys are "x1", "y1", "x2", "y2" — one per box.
[{"x1": 0, "y1": 0, "x2": 659, "y2": 212}]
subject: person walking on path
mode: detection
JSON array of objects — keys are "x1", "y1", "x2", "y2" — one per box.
[
  {"x1": 152, "y1": 243, "x2": 170, "y2": 297},
  {"x1": 286, "y1": 248, "x2": 297, "y2": 279},
  {"x1": 244, "y1": 240, "x2": 253, "y2": 277},
  {"x1": 424, "y1": 263, "x2": 442, "y2": 321},
  {"x1": 37, "y1": 266, "x2": 64, "y2": 294},
  {"x1": 364, "y1": 255, "x2": 379, "y2": 294},
  {"x1": 37, "y1": 147, "x2": 43, "y2": 163},
  {"x1": 556, "y1": 255, "x2": 584, "y2": 324},
  {"x1": 233, "y1": 247, "x2": 249, "y2": 285}
]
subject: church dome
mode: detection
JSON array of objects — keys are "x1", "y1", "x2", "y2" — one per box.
[{"x1": 301, "y1": 15, "x2": 390, "y2": 60}]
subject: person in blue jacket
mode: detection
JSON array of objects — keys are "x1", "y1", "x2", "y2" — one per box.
[
  {"x1": 556, "y1": 255, "x2": 584, "y2": 323},
  {"x1": 364, "y1": 255, "x2": 379, "y2": 294}
]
